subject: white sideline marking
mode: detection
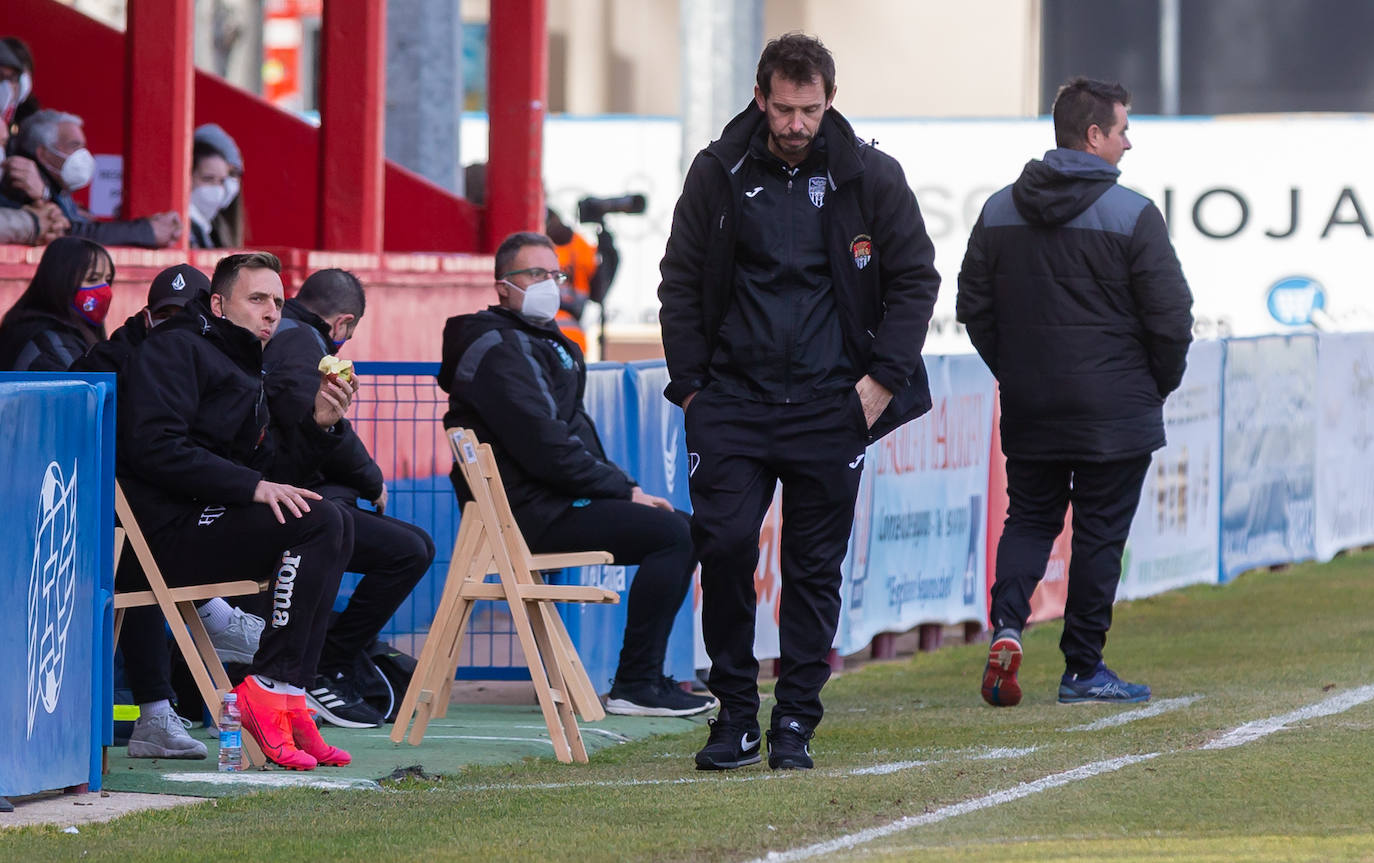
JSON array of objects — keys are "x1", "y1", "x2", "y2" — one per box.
[
  {"x1": 447, "y1": 745, "x2": 1041, "y2": 792},
  {"x1": 756, "y1": 685, "x2": 1374, "y2": 862},
  {"x1": 851, "y1": 746, "x2": 1039, "y2": 776},
  {"x1": 162, "y1": 772, "x2": 381, "y2": 791},
  {"x1": 374, "y1": 734, "x2": 554, "y2": 747},
  {"x1": 1063, "y1": 695, "x2": 1203, "y2": 732},
  {"x1": 1201, "y1": 684, "x2": 1374, "y2": 750},
  {"x1": 751, "y1": 754, "x2": 1162, "y2": 863}
]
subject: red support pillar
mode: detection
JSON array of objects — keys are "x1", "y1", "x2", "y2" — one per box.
[
  {"x1": 318, "y1": 0, "x2": 386, "y2": 253},
  {"x1": 487, "y1": 0, "x2": 547, "y2": 252},
  {"x1": 123, "y1": 0, "x2": 193, "y2": 250}
]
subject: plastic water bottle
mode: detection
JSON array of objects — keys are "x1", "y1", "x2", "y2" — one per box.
[{"x1": 218, "y1": 692, "x2": 242, "y2": 772}]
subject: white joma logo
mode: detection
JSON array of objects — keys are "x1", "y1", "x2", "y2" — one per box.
[
  {"x1": 745, "y1": 186, "x2": 763, "y2": 198},
  {"x1": 849, "y1": 454, "x2": 866, "y2": 469}
]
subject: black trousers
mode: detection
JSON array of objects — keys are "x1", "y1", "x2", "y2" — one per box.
[
  {"x1": 318, "y1": 503, "x2": 435, "y2": 675},
  {"x1": 528, "y1": 501, "x2": 695, "y2": 684},
  {"x1": 990, "y1": 455, "x2": 1152, "y2": 676},
  {"x1": 686, "y1": 387, "x2": 867, "y2": 729},
  {"x1": 119, "y1": 498, "x2": 353, "y2": 703}
]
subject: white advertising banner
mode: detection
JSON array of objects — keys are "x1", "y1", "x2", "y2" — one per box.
[
  {"x1": 1314, "y1": 332, "x2": 1374, "y2": 561},
  {"x1": 1220, "y1": 335, "x2": 1318, "y2": 580},
  {"x1": 465, "y1": 114, "x2": 1374, "y2": 352},
  {"x1": 835, "y1": 354, "x2": 996, "y2": 655},
  {"x1": 1119, "y1": 339, "x2": 1224, "y2": 600}
]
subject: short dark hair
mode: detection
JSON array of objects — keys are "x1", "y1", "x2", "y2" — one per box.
[
  {"x1": 756, "y1": 32, "x2": 835, "y2": 101},
  {"x1": 297, "y1": 268, "x2": 365, "y2": 318},
  {"x1": 211, "y1": 251, "x2": 281, "y2": 298},
  {"x1": 494, "y1": 231, "x2": 555, "y2": 279},
  {"x1": 1052, "y1": 77, "x2": 1131, "y2": 149}
]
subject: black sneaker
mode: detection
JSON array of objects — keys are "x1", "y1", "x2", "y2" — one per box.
[
  {"x1": 605, "y1": 676, "x2": 719, "y2": 717},
  {"x1": 767, "y1": 716, "x2": 815, "y2": 770},
  {"x1": 695, "y1": 713, "x2": 762, "y2": 770},
  {"x1": 307, "y1": 670, "x2": 384, "y2": 728}
]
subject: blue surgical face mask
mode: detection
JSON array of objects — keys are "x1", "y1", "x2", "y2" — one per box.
[{"x1": 331, "y1": 338, "x2": 347, "y2": 351}]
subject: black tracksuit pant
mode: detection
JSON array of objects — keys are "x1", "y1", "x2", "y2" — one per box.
[
  {"x1": 686, "y1": 386, "x2": 868, "y2": 730},
  {"x1": 528, "y1": 501, "x2": 695, "y2": 685},
  {"x1": 119, "y1": 498, "x2": 353, "y2": 703},
  {"x1": 238, "y1": 495, "x2": 437, "y2": 677},
  {"x1": 990, "y1": 455, "x2": 1152, "y2": 676}
]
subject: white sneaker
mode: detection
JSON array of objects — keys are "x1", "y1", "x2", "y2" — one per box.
[
  {"x1": 212, "y1": 607, "x2": 265, "y2": 665},
  {"x1": 127, "y1": 712, "x2": 208, "y2": 759}
]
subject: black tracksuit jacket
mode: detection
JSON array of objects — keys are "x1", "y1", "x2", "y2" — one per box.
[
  {"x1": 263, "y1": 298, "x2": 385, "y2": 501},
  {"x1": 117, "y1": 294, "x2": 344, "y2": 535},
  {"x1": 437, "y1": 306, "x2": 635, "y2": 539},
  {"x1": 956, "y1": 148, "x2": 1194, "y2": 461},
  {"x1": 657, "y1": 102, "x2": 941, "y2": 441}
]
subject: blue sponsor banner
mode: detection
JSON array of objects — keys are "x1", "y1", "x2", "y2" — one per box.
[
  {"x1": 835, "y1": 355, "x2": 995, "y2": 654},
  {"x1": 1220, "y1": 335, "x2": 1317, "y2": 581},
  {"x1": 0, "y1": 378, "x2": 113, "y2": 796},
  {"x1": 550, "y1": 362, "x2": 635, "y2": 693},
  {"x1": 625, "y1": 361, "x2": 696, "y2": 681}
]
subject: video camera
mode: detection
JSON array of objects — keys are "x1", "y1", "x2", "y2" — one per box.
[{"x1": 577, "y1": 193, "x2": 647, "y2": 224}]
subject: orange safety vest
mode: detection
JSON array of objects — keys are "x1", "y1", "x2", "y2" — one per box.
[{"x1": 555, "y1": 232, "x2": 597, "y2": 353}]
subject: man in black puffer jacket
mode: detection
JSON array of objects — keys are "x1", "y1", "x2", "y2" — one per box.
[
  {"x1": 957, "y1": 77, "x2": 1194, "y2": 709},
  {"x1": 658, "y1": 33, "x2": 940, "y2": 772},
  {"x1": 439, "y1": 231, "x2": 716, "y2": 721}
]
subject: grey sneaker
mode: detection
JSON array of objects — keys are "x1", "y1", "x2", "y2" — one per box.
[
  {"x1": 212, "y1": 607, "x2": 265, "y2": 665},
  {"x1": 128, "y1": 712, "x2": 208, "y2": 759}
]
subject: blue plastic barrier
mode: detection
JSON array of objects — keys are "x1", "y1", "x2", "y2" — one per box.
[
  {"x1": 0, "y1": 375, "x2": 115, "y2": 797},
  {"x1": 625, "y1": 360, "x2": 696, "y2": 682}
]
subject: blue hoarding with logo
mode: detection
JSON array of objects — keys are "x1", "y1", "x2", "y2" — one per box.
[{"x1": 0, "y1": 377, "x2": 115, "y2": 797}]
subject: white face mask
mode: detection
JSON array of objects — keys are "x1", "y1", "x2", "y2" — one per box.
[
  {"x1": 18, "y1": 71, "x2": 31, "y2": 104},
  {"x1": 222, "y1": 175, "x2": 241, "y2": 205},
  {"x1": 0, "y1": 80, "x2": 15, "y2": 125},
  {"x1": 507, "y1": 278, "x2": 561, "y2": 324},
  {"x1": 58, "y1": 147, "x2": 95, "y2": 191},
  {"x1": 190, "y1": 183, "x2": 230, "y2": 221}
]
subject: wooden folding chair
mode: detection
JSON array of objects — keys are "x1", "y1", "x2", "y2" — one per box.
[
  {"x1": 112, "y1": 482, "x2": 268, "y2": 768},
  {"x1": 390, "y1": 427, "x2": 619, "y2": 763}
]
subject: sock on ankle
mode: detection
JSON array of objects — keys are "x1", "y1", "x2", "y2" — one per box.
[
  {"x1": 252, "y1": 674, "x2": 305, "y2": 697},
  {"x1": 197, "y1": 598, "x2": 235, "y2": 636},
  {"x1": 138, "y1": 699, "x2": 172, "y2": 717}
]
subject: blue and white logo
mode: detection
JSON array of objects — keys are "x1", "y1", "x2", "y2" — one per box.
[
  {"x1": 1266, "y1": 276, "x2": 1326, "y2": 326},
  {"x1": 27, "y1": 460, "x2": 79, "y2": 739}
]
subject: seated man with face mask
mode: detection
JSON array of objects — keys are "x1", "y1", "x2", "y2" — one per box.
[
  {"x1": 438, "y1": 231, "x2": 717, "y2": 717},
  {"x1": 1, "y1": 109, "x2": 181, "y2": 249}
]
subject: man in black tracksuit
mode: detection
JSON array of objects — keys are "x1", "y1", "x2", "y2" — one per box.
[
  {"x1": 261, "y1": 269, "x2": 435, "y2": 728},
  {"x1": 118, "y1": 252, "x2": 358, "y2": 770},
  {"x1": 438, "y1": 231, "x2": 716, "y2": 719},
  {"x1": 658, "y1": 34, "x2": 940, "y2": 770},
  {"x1": 957, "y1": 78, "x2": 1193, "y2": 708}
]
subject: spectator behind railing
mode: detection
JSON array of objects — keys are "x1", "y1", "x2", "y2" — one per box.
[
  {"x1": 2, "y1": 109, "x2": 181, "y2": 249},
  {"x1": 0, "y1": 40, "x2": 64, "y2": 245},
  {"x1": 189, "y1": 123, "x2": 245, "y2": 249},
  {"x1": 0, "y1": 37, "x2": 37, "y2": 131},
  {"x1": 0, "y1": 235, "x2": 113, "y2": 370}
]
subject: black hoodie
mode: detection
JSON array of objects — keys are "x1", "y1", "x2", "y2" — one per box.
[
  {"x1": 263, "y1": 297, "x2": 385, "y2": 501},
  {"x1": 437, "y1": 305, "x2": 635, "y2": 540},
  {"x1": 117, "y1": 293, "x2": 343, "y2": 535},
  {"x1": 957, "y1": 148, "x2": 1194, "y2": 461}
]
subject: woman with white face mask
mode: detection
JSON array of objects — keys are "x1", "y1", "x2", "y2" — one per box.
[{"x1": 188, "y1": 123, "x2": 245, "y2": 248}]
